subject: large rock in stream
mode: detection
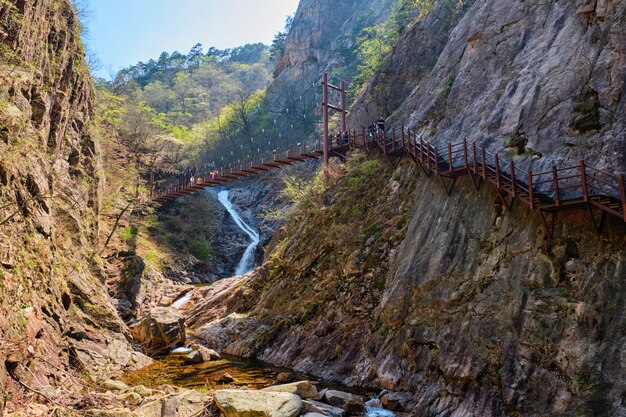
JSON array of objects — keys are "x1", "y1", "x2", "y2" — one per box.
[
  {"x1": 129, "y1": 307, "x2": 186, "y2": 355},
  {"x1": 261, "y1": 380, "x2": 318, "y2": 399},
  {"x1": 214, "y1": 389, "x2": 302, "y2": 417}
]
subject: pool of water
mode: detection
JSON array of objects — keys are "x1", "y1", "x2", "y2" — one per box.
[
  {"x1": 122, "y1": 352, "x2": 295, "y2": 393},
  {"x1": 122, "y1": 351, "x2": 396, "y2": 415}
]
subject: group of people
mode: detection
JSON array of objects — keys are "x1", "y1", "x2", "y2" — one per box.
[
  {"x1": 368, "y1": 116, "x2": 386, "y2": 138},
  {"x1": 189, "y1": 169, "x2": 221, "y2": 186}
]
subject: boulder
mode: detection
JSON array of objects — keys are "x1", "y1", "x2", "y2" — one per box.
[
  {"x1": 381, "y1": 391, "x2": 414, "y2": 411},
  {"x1": 135, "y1": 389, "x2": 208, "y2": 417},
  {"x1": 303, "y1": 399, "x2": 345, "y2": 417},
  {"x1": 215, "y1": 389, "x2": 303, "y2": 417},
  {"x1": 103, "y1": 379, "x2": 129, "y2": 392},
  {"x1": 191, "y1": 343, "x2": 221, "y2": 360},
  {"x1": 132, "y1": 385, "x2": 153, "y2": 398},
  {"x1": 118, "y1": 392, "x2": 142, "y2": 406},
  {"x1": 323, "y1": 390, "x2": 365, "y2": 413},
  {"x1": 262, "y1": 380, "x2": 318, "y2": 399},
  {"x1": 184, "y1": 350, "x2": 203, "y2": 364},
  {"x1": 276, "y1": 372, "x2": 295, "y2": 383},
  {"x1": 129, "y1": 307, "x2": 186, "y2": 356},
  {"x1": 217, "y1": 373, "x2": 235, "y2": 384}
]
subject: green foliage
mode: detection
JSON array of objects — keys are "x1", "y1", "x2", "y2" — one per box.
[
  {"x1": 94, "y1": 85, "x2": 126, "y2": 124},
  {"x1": 282, "y1": 172, "x2": 326, "y2": 211},
  {"x1": 188, "y1": 239, "x2": 212, "y2": 260},
  {"x1": 571, "y1": 87, "x2": 601, "y2": 134},
  {"x1": 351, "y1": 0, "x2": 423, "y2": 95},
  {"x1": 350, "y1": 0, "x2": 458, "y2": 97},
  {"x1": 98, "y1": 41, "x2": 275, "y2": 171},
  {"x1": 120, "y1": 226, "x2": 137, "y2": 242},
  {"x1": 270, "y1": 15, "x2": 294, "y2": 62}
]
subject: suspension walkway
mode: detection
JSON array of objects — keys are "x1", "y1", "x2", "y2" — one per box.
[{"x1": 152, "y1": 125, "x2": 625, "y2": 237}]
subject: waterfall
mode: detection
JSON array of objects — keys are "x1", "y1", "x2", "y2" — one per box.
[{"x1": 217, "y1": 190, "x2": 260, "y2": 276}]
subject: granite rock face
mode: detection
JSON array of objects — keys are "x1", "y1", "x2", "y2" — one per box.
[
  {"x1": 355, "y1": 0, "x2": 626, "y2": 174},
  {"x1": 0, "y1": 0, "x2": 146, "y2": 411}
]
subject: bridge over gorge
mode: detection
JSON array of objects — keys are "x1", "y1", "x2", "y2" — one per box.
[{"x1": 151, "y1": 74, "x2": 626, "y2": 238}]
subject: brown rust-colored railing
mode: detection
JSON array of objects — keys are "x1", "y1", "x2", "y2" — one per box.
[
  {"x1": 152, "y1": 121, "x2": 625, "y2": 236},
  {"x1": 367, "y1": 125, "x2": 625, "y2": 235}
]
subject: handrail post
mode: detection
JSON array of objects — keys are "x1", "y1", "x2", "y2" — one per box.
[
  {"x1": 322, "y1": 72, "x2": 329, "y2": 170},
  {"x1": 481, "y1": 147, "x2": 487, "y2": 179},
  {"x1": 619, "y1": 174, "x2": 626, "y2": 222},
  {"x1": 528, "y1": 170, "x2": 534, "y2": 209},
  {"x1": 362, "y1": 126, "x2": 365, "y2": 149},
  {"x1": 552, "y1": 165, "x2": 560, "y2": 207},
  {"x1": 463, "y1": 138, "x2": 468, "y2": 169},
  {"x1": 420, "y1": 137, "x2": 425, "y2": 165},
  {"x1": 580, "y1": 160, "x2": 589, "y2": 202},
  {"x1": 472, "y1": 142, "x2": 478, "y2": 174},
  {"x1": 401, "y1": 123, "x2": 405, "y2": 150},
  {"x1": 447, "y1": 143, "x2": 453, "y2": 173},
  {"x1": 383, "y1": 130, "x2": 387, "y2": 155},
  {"x1": 434, "y1": 146, "x2": 439, "y2": 175},
  {"x1": 495, "y1": 154, "x2": 501, "y2": 188},
  {"x1": 510, "y1": 161, "x2": 516, "y2": 197}
]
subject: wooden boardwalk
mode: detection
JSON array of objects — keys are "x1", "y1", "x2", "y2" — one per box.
[{"x1": 152, "y1": 125, "x2": 626, "y2": 237}]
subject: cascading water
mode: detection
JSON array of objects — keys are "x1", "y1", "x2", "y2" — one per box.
[{"x1": 217, "y1": 190, "x2": 260, "y2": 276}]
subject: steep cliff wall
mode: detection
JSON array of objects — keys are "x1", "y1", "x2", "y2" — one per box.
[
  {"x1": 267, "y1": 0, "x2": 391, "y2": 110},
  {"x1": 355, "y1": 0, "x2": 626, "y2": 172},
  {"x1": 0, "y1": 1, "x2": 147, "y2": 412}
]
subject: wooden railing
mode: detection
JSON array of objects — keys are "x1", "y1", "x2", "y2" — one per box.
[{"x1": 152, "y1": 122, "x2": 625, "y2": 236}]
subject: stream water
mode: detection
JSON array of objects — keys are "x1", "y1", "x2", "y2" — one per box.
[
  {"x1": 217, "y1": 189, "x2": 260, "y2": 276},
  {"x1": 122, "y1": 351, "x2": 395, "y2": 416}
]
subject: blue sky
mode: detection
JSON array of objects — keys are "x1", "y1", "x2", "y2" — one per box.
[{"x1": 85, "y1": 0, "x2": 300, "y2": 78}]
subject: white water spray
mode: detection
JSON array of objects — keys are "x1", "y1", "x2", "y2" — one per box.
[{"x1": 217, "y1": 190, "x2": 260, "y2": 276}]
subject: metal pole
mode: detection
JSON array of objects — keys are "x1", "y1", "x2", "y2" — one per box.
[
  {"x1": 552, "y1": 165, "x2": 560, "y2": 207},
  {"x1": 340, "y1": 80, "x2": 347, "y2": 136},
  {"x1": 481, "y1": 147, "x2": 487, "y2": 179},
  {"x1": 495, "y1": 154, "x2": 501, "y2": 188},
  {"x1": 472, "y1": 142, "x2": 478, "y2": 174},
  {"x1": 463, "y1": 138, "x2": 468, "y2": 169}
]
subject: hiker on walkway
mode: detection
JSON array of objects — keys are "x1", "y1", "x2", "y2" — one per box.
[
  {"x1": 376, "y1": 116, "x2": 385, "y2": 134},
  {"x1": 190, "y1": 175, "x2": 195, "y2": 186},
  {"x1": 197, "y1": 176, "x2": 202, "y2": 185},
  {"x1": 368, "y1": 123, "x2": 377, "y2": 138}
]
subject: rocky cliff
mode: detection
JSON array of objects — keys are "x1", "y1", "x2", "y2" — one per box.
[
  {"x1": 0, "y1": 1, "x2": 148, "y2": 412},
  {"x1": 267, "y1": 0, "x2": 391, "y2": 111},
  {"x1": 186, "y1": 1, "x2": 626, "y2": 416}
]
